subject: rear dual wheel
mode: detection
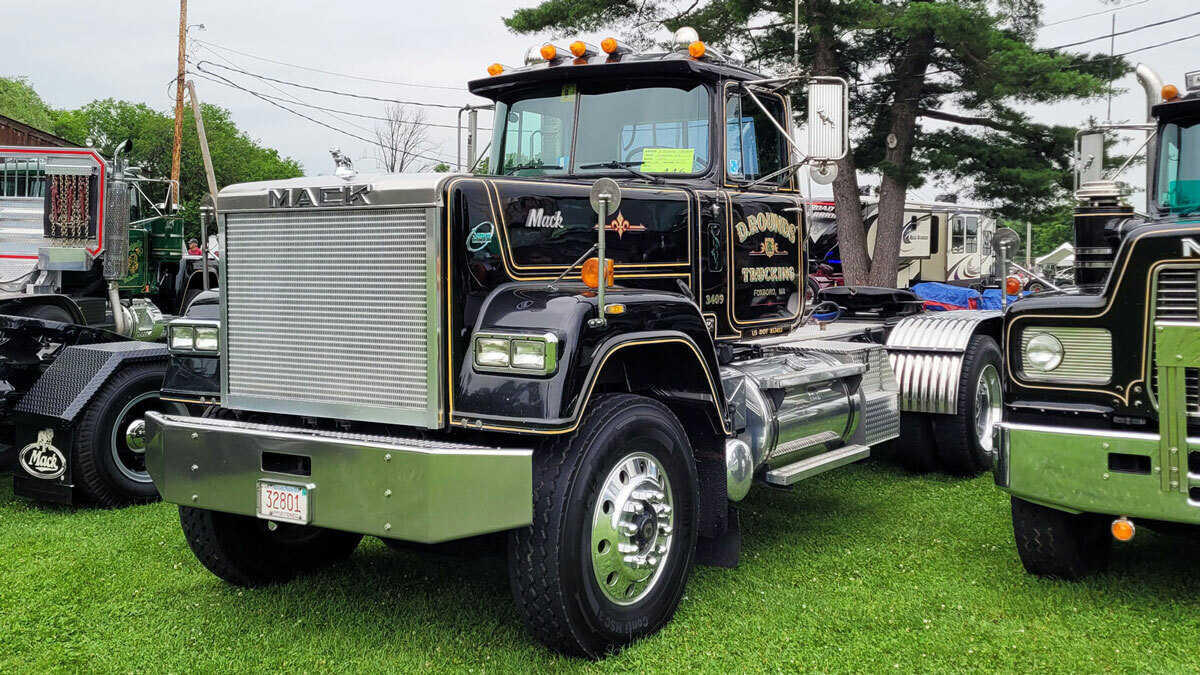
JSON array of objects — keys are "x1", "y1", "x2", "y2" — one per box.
[{"x1": 508, "y1": 393, "x2": 698, "y2": 658}]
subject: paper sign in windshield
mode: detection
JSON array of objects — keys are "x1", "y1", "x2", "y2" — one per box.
[{"x1": 640, "y1": 148, "x2": 695, "y2": 174}]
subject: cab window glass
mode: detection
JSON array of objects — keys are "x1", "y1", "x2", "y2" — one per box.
[
  {"x1": 492, "y1": 89, "x2": 575, "y2": 175},
  {"x1": 725, "y1": 92, "x2": 786, "y2": 184},
  {"x1": 574, "y1": 82, "x2": 710, "y2": 173},
  {"x1": 1157, "y1": 117, "x2": 1200, "y2": 211}
]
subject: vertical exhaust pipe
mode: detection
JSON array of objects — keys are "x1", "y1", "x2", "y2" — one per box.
[{"x1": 1135, "y1": 63, "x2": 1163, "y2": 211}]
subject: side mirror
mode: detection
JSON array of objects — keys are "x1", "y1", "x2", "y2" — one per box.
[
  {"x1": 805, "y1": 77, "x2": 849, "y2": 163},
  {"x1": 1076, "y1": 130, "x2": 1105, "y2": 189},
  {"x1": 199, "y1": 193, "x2": 217, "y2": 234}
]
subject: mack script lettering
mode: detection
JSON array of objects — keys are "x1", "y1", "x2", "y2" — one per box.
[{"x1": 525, "y1": 208, "x2": 564, "y2": 228}]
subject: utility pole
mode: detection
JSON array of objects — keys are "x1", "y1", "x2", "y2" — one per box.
[{"x1": 170, "y1": 0, "x2": 188, "y2": 210}]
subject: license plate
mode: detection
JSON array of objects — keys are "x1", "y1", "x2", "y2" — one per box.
[{"x1": 256, "y1": 481, "x2": 310, "y2": 524}]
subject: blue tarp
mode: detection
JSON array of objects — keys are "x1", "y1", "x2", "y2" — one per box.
[
  {"x1": 981, "y1": 289, "x2": 1022, "y2": 309},
  {"x1": 911, "y1": 282, "x2": 980, "y2": 310}
]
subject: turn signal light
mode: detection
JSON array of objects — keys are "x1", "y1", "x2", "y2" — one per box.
[
  {"x1": 1163, "y1": 84, "x2": 1180, "y2": 102},
  {"x1": 1005, "y1": 276, "x2": 1021, "y2": 296},
  {"x1": 540, "y1": 44, "x2": 558, "y2": 61},
  {"x1": 581, "y1": 257, "x2": 615, "y2": 288},
  {"x1": 487, "y1": 63, "x2": 505, "y2": 77},
  {"x1": 1111, "y1": 517, "x2": 1135, "y2": 542},
  {"x1": 688, "y1": 41, "x2": 706, "y2": 59}
]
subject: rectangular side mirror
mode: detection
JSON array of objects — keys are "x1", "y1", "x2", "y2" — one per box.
[
  {"x1": 806, "y1": 77, "x2": 849, "y2": 162},
  {"x1": 1076, "y1": 130, "x2": 1105, "y2": 189}
]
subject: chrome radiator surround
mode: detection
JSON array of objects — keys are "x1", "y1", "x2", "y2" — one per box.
[
  {"x1": 1017, "y1": 326, "x2": 1112, "y2": 384},
  {"x1": 1149, "y1": 265, "x2": 1200, "y2": 417},
  {"x1": 219, "y1": 206, "x2": 442, "y2": 428}
]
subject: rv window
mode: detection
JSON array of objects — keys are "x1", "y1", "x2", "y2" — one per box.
[
  {"x1": 951, "y1": 217, "x2": 965, "y2": 253},
  {"x1": 965, "y1": 216, "x2": 978, "y2": 253},
  {"x1": 725, "y1": 92, "x2": 786, "y2": 184}
]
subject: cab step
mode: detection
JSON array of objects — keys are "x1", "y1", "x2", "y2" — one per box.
[{"x1": 764, "y1": 444, "x2": 870, "y2": 486}]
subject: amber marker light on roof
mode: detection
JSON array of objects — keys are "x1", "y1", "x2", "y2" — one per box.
[
  {"x1": 487, "y1": 63, "x2": 505, "y2": 77},
  {"x1": 540, "y1": 44, "x2": 558, "y2": 61},
  {"x1": 688, "y1": 41, "x2": 706, "y2": 59},
  {"x1": 601, "y1": 37, "x2": 619, "y2": 53},
  {"x1": 1162, "y1": 84, "x2": 1180, "y2": 101},
  {"x1": 570, "y1": 41, "x2": 592, "y2": 57}
]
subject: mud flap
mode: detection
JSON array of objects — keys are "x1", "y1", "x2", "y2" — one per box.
[{"x1": 11, "y1": 342, "x2": 168, "y2": 504}]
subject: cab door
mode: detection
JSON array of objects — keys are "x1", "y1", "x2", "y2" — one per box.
[{"x1": 721, "y1": 85, "x2": 804, "y2": 336}]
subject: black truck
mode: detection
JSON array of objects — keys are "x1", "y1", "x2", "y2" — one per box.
[
  {"x1": 995, "y1": 64, "x2": 1200, "y2": 577},
  {"x1": 145, "y1": 28, "x2": 1006, "y2": 656}
]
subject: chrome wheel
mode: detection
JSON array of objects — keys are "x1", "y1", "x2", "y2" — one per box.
[
  {"x1": 590, "y1": 451, "x2": 674, "y2": 606},
  {"x1": 109, "y1": 391, "x2": 159, "y2": 483},
  {"x1": 974, "y1": 364, "x2": 1002, "y2": 454}
]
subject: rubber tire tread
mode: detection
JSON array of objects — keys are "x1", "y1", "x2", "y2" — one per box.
[
  {"x1": 508, "y1": 393, "x2": 697, "y2": 658},
  {"x1": 934, "y1": 334, "x2": 1002, "y2": 476},
  {"x1": 17, "y1": 303, "x2": 75, "y2": 324},
  {"x1": 73, "y1": 361, "x2": 166, "y2": 507},
  {"x1": 1011, "y1": 497, "x2": 1112, "y2": 579},
  {"x1": 179, "y1": 506, "x2": 362, "y2": 587}
]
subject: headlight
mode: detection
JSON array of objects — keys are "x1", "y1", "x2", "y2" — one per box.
[
  {"x1": 511, "y1": 339, "x2": 547, "y2": 370},
  {"x1": 194, "y1": 327, "x2": 219, "y2": 352},
  {"x1": 473, "y1": 333, "x2": 558, "y2": 375},
  {"x1": 475, "y1": 337, "x2": 512, "y2": 368},
  {"x1": 168, "y1": 325, "x2": 194, "y2": 350},
  {"x1": 1025, "y1": 333, "x2": 1064, "y2": 371}
]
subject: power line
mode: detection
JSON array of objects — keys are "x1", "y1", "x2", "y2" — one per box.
[
  {"x1": 1041, "y1": 0, "x2": 1152, "y2": 28},
  {"x1": 1049, "y1": 8, "x2": 1200, "y2": 51},
  {"x1": 192, "y1": 70, "x2": 456, "y2": 167},
  {"x1": 193, "y1": 38, "x2": 467, "y2": 91},
  {"x1": 194, "y1": 60, "x2": 467, "y2": 110},
  {"x1": 193, "y1": 44, "x2": 383, "y2": 140},
  {"x1": 194, "y1": 69, "x2": 479, "y2": 131}
]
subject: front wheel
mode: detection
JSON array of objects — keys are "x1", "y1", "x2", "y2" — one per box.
[
  {"x1": 1011, "y1": 497, "x2": 1111, "y2": 579},
  {"x1": 180, "y1": 506, "x2": 362, "y2": 587},
  {"x1": 934, "y1": 334, "x2": 1003, "y2": 476},
  {"x1": 508, "y1": 393, "x2": 698, "y2": 658}
]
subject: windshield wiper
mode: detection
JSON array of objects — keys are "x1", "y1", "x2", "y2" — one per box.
[
  {"x1": 503, "y1": 161, "x2": 562, "y2": 174},
  {"x1": 578, "y1": 160, "x2": 664, "y2": 184}
]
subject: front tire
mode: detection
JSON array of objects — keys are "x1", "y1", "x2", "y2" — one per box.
[
  {"x1": 934, "y1": 334, "x2": 1003, "y2": 476},
  {"x1": 1011, "y1": 497, "x2": 1111, "y2": 579},
  {"x1": 180, "y1": 506, "x2": 362, "y2": 587},
  {"x1": 73, "y1": 361, "x2": 171, "y2": 507},
  {"x1": 508, "y1": 393, "x2": 698, "y2": 658}
]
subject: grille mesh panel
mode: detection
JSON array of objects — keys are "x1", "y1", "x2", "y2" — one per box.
[
  {"x1": 224, "y1": 208, "x2": 434, "y2": 418},
  {"x1": 1151, "y1": 267, "x2": 1200, "y2": 417}
]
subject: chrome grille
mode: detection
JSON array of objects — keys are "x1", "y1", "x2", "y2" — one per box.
[
  {"x1": 1151, "y1": 267, "x2": 1200, "y2": 416},
  {"x1": 222, "y1": 207, "x2": 440, "y2": 427},
  {"x1": 1018, "y1": 326, "x2": 1112, "y2": 383}
]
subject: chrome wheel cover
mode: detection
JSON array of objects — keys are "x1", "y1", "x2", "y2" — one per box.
[
  {"x1": 109, "y1": 391, "x2": 159, "y2": 483},
  {"x1": 590, "y1": 451, "x2": 674, "y2": 606},
  {"x1": 974, "y1": 364, "x2": 1002, "y2": 453}
]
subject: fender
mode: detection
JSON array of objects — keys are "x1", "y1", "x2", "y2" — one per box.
[
  {"x1": 451, "y1": 282, "x2": 725, "y2": 435},
  {"x1": 11, "y1": 341, "x2": 169, "y2": 504},
  {"x1": 0, "y1": 293, "x2": 87, "y2": 325},
  {"x1": 885, "y1": 310, "x2": 1001, "y2": 415}
]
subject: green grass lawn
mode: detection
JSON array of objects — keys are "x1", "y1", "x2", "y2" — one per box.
[{"x1": 2, "y1": 460, "x2": 1199, "y2": 674}]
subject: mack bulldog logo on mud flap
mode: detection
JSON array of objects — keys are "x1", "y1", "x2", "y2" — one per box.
[{"x1": 19, "y1": 429, "x2": 66, "y2": 480}]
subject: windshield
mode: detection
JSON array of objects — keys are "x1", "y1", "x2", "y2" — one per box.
[
  {"x1": 1157, "y1": 115, "x2": 1200, "y2": 212},
  {"x1": 490, "y1": 81, "x2": 711, "y2": 177}
]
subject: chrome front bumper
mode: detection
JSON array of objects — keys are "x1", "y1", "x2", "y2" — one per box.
[
  {"x1": 145, "y1": 413, "x2": 533, "y2": 543},
  {"x1": 993, "y1": 421, "x2": 1200, "y2": 524}
]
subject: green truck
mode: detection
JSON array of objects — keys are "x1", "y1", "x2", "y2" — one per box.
[{"x1": 995, "y1": 64, "x2": 1200, "y2": 576}]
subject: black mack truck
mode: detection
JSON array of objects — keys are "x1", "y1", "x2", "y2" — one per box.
[
  {"x1": 996, "y1": 65, "x2": 1200, "y2": 578},
  {"x1": 145, "y1": 28, "x2": 1005, "y2": 657}
]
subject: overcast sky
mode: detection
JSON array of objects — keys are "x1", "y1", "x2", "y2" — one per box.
[{"x1": 3, "y1": 0, "x2": 1195, "y2": 205}]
